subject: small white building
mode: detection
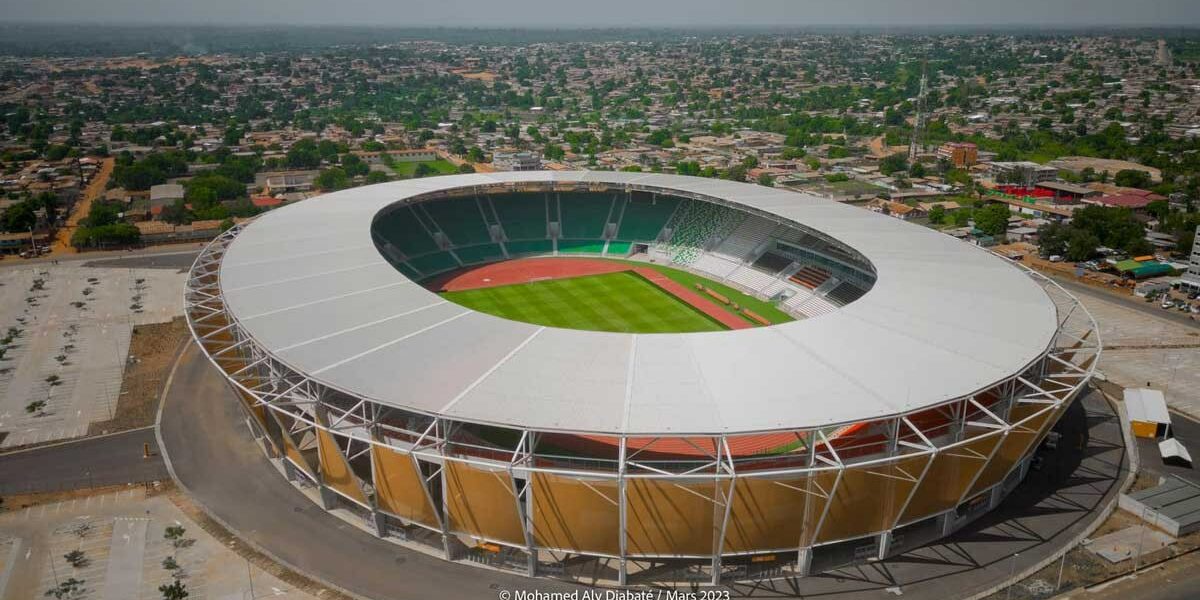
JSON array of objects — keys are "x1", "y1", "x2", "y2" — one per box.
[{"x1": 1125, "y1": 388, "x2": 1171, "y2": 439}]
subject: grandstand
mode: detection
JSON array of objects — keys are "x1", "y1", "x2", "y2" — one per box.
[
  {"x1": 372, "y1": 186, "x2": 876, "y2": 320},
  {"x1": 189, "y1": 172, "x2": 1098, "y2": 587}
]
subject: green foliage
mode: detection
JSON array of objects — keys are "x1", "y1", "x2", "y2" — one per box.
[
  {"x1": 1038, "y1": 205, "x2": 1151, "y2": 258},
  {"x1": 365, "y1": 170, "x2": 391, "y2": 184},
  {"x1": 879, "y1": 154, "x2": 908, "y2": 176},
  {"x1": 973, "y1": 203, "x2": 1012, "y2": 236},
  {"x1": 285, "y1": 139, "x2": 322, "y2": 169},
  {"x1": 159, "y1": 580, "x2": 188, "y2": 600},
  {"x1": 543, "y1": 144, "x2": 565, "y2": 161},
  {"x1": 45, "y1": 577, "x2": 85, "y2": 599},
  {"x1": 824, "y1": 173, "x2": 849, "y2": 183},
  {"x1": 1113, "y1": 169, "x2": 1151, "y2": 189},
  {"x1": 340, "y1": 153, "x2": 370, "y2": 177},
  {"x1": 927, "y1": 204, "x2": 946, "y2": 225},
  {"x1": 112, "y1": 152, "x2": 188, "y2": 191},
  {"x1": 315, "y1": 167, "x2": 350, "y2": 191},
  {"x1": 71, "y1": 222, "x2": 140, "y2": 248}
]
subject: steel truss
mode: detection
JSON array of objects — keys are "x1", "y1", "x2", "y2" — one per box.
[{"x1": 184, "y1": 225, "x2": 1100, "y2": 586}]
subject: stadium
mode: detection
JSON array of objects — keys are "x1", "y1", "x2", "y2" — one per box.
[{"x1": 184, "y1": 171, "x2": 1099, "y2": 585}]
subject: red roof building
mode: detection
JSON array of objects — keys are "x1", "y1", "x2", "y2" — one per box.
[{"x1": 251, "y1": 196, "x2": 285, "y2": 209}]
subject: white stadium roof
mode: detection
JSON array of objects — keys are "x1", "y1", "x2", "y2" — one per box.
[{"x1": 218, "y1": 171, "x2": 1058, "y2": 435}]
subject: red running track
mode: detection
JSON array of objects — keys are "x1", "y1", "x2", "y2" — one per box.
[
  {"x1": 630, "y1": 267, "x2": 752, "y2": 330},
  {"x1": 425, "y1": 257, "x2": 630, "y2": 292}
]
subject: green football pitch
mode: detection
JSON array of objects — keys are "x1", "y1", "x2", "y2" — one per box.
[{"x1": 440, "y1": 271, "x2": 726, "y2": 333}]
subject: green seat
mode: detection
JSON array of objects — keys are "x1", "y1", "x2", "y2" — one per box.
[
  {"x1": 506, "y1": 239, "x2": 554, "y2": 256},
  {"x1": 615, "y1": 195, "x2": 679, "y2": 241},
  {"x1": 559, "y1": 193, "x2": 614, "y2": 239},
  {"x1": 455, "y1": 244, "x2": 505, "y2": 265},
  {"x1": 421, "y1": 198, "x2": 491, "y2": 246},
  {"x1": 558, "y1": 239, "x2": 607, "y2": 254},
  {"x1": 408, "y1": 252, "x2": 459, "y2": 276},
  {"x1": 491, "y1": 193, "x2": 548, "y2": 241},
  {"x1": 374, "y1": 207, "x2": 440, "y2": 256}
]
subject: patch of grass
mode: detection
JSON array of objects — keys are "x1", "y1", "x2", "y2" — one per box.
[
  {"x1": 390, "y1": 159, "x2": 458, "y2": 178},
  {"x1": 607, "y1": 259, "x2": 795, "y2": 324},
  {"x1": 442, "y1": 271, "x2": 725, "y2": 333}
]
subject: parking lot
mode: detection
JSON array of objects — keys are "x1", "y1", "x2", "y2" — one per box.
[{"x1": 0, "y1": 265, "x2": 184, "y2": 448}]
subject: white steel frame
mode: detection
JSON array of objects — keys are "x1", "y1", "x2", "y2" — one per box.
[{"x1": 185, "y1": 221, "x2": 1099, "y2": 585}]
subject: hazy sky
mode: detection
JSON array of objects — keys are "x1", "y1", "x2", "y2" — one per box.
[{"x1": 2, "y1": 0, "x2": 1200, "y2": 27}]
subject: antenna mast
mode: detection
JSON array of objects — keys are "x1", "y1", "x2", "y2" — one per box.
[{"x1": 908, "y1": 60, "x2": 928, "y2": 163}]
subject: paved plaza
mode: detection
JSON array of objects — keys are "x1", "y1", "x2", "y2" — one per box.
[{"x1": 0, "y1": 265, "x2": 185, "y2": 448}]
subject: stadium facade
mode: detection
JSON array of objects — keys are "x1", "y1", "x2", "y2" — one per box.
[{"x1": 185, "y1": 172, "x2": 1099, "y2": 585}]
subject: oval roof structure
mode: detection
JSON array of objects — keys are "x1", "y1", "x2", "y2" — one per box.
[{"x1": 217, "y1": 171, "x2": 1058, "y2": 435}]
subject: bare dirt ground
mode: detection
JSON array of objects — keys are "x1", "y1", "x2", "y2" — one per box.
[
  {"x1": 86, "y1": 317, "x2": 188, "y2": 436},
  {"x1": 867, "y1": 135, "x2": 906, "y2": 158},
  {"x1": 51, "y1": 156, "x2": 114, "y2": 255}
]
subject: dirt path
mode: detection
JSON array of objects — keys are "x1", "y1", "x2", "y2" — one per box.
[
  {"x1": 868, "y1": 135, "x2": 906, "y2": 158},
  {"x1": 52, "y1": 156, "x2": 114, "y2": 254}
]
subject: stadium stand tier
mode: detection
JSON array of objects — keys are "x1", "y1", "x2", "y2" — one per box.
[
  {"x1": 559, "y1": 192, "x2": 616, "y2": 239},
  {"x1": 371, "y1": 188, "x2": 877, "y2": 319}
]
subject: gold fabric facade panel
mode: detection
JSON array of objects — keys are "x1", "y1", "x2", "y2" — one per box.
[
  {"x1": 531, "y1": 473, "x2": 620, "y2": 556},
  {"x1": 899, "y1": 431, "x2": 1003, "y2": 524},
  {"x1": 372, "y1": 446, "x2": 440, "y2": 528},
  {"x1": 445, "y1": 461, "x2": 526, "y2": 546},
  {"x1": 815, "y1": 454, "x2": 931, "y2": 544},
  {"x1": 724, "y1": 473, "x2": 816, "y2": 554},
  {"x1": 316, "y1": 428, "x2": 368, "y2": 505},
  {"x1": 968, "y1": 404, "x2": 1058, "y2": 497},
  {"x1": 625, "y1": 478, "x2": 722, "y2": 557}
]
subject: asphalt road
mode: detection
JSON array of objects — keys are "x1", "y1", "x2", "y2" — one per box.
[
  {"x1": 159, "y1": 341, "x2": 1129, "y2": 600},
  {"x1": 159, "y1": 342, "x2": 578, "y2": 600},
  {"x1": 0, "y1": 244, "x2": 204, "y2": 271},
  {"x1": 1047, "y1": 274, "x2": 1200, "y2": 331},
  {"x1": 82, "y1": 250, "x2": 200, "y2": 271},
  {"x1": 1136, "y1": 409, "x2": 1200, "y2": 487},
  {"x1": 0, "y1": 426, "x2": 167, "y2": 495}
]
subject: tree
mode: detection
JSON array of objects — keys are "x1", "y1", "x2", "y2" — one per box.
[
  {"x1": 543, "y1": 144, "x2": 565, "y2": 161},
  {"x1": 721, "y1": 164, "x2": 748, "y2": 182},
  {"x1": 45, "y1": 578, "x2": 85, "y2": 599},
  {"x1": 973, "y1": 203, "x2": 1012, "y2": 236},
  {"x1": 340, "y1": 154, "x2": 370, "y2": 178},
  {"x1": 159, "y1": 580, "x2": 188, "y2": 600},
  {"x1": 26, "y1": 399, "x2": 46, "y2": 416},
  {"x1": 756, "y1": 173, "x2": 775, "y2": 187},
  {"x1": 314, "y1": 167, "x2": 350, "y2": 191},
  {"x1": 1037, "y1": 222, "x2": 1069, "y2": 257},
  {"x1": 908, "y1": 162, "x2": 926, "y2": 178},
  {"x1": 222, "y1": 125, "x2": 242, "y2": 147},
  {"x1": 285, "y1": 139, "x2": 322, "y2": 169},
  {"x1": 928, "y1": 204, "x2": 946, "y2": 225},
  {"x1": 64, "y1": 550, "x2": 88, "y2": 568},
  {"x1": 879, "y1": 154, "x2": 908, "y2": 176},
  {"x1": 413, "y1": 163, "x2": 435, "y2": 178},
  {"x1": 1146, "y1": 199, "x2": 1170, "y2": 221},
  {"x1": 1065, "y1": 228, "x2": 1101, "y2": 261},
  {"x1": 1114, "y1": 169, "x2": 1151, "y2": 189},
  {"x1": 365, "y1": 171, "x2": 391, "y2": 184},
  {"x1": 466, "y1": 147, "x2": 486, "y2": 163}
]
